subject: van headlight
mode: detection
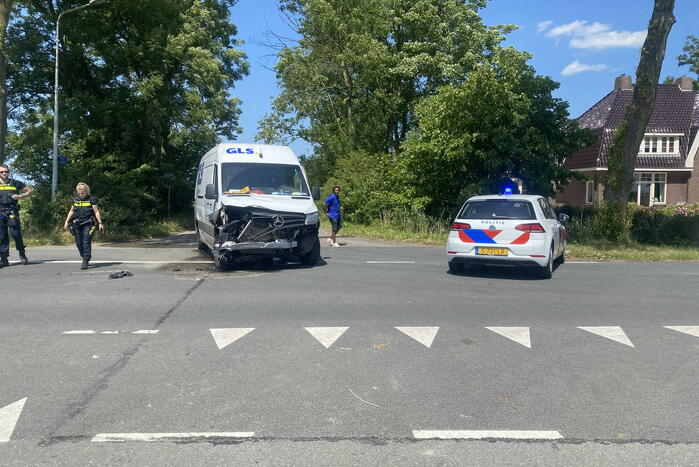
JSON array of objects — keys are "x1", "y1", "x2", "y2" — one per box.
[{"x1": 305, "y1": 212, "x2": 319, "y2": 225}]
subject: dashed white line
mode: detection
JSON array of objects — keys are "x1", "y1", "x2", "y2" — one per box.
[
  {"x1": 132, "y1": 330, "x2": 160, "y2": 334},
  {"x1": 413, "y1": 430, "x2": 563, "y2": 440},
  {"x1": 91, "y1": 432, "x2": 255, "y2": 442},
  {"x1": 63, "y1": 330, "x2": 97, "y2": 335},
  {"x1": 366, "y1": 261, "x2": 415, "y2": 264},
  {"x1": 39, "y1": 260, "x2": 212, "y2": 265}
]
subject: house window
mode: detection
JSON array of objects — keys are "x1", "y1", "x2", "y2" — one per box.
[
  {"x1": 638, "y1": 135, "x2": 680, "y2": 155},
  {"x1": 629, "y1": 173, "x2": 666, "y2": 206},
  {"x1": 585, "y1": 181, "x2": 595, "y2": 204}
]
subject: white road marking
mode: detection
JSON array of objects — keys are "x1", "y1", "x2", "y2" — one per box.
[
  {"x1": 100, "y1": 331, "x2": 119, "y2": 334},
  {"x1": 210, "y1": 328, "x2": 255, "y2": 350},
  {"x1": 63, "y1": 330, "x2": 96, "y2": 334},
  {"x1": 663, "y1": 326, "x2": 699, "y2": 338},
  {"x1": 566, "y1": 261, "x2": 599, "y2": 264},
  {"x1": 485, "y1": 327, "x2": 531, "y2": 348},
  {"x1": 0, "y1": 398, "x2": 27, "y2": 443},
  {"x1": 578, "y1": 326, "x2": 635, "y2": 347},
  {"x1": 395, "y1": 327, "x2": 439, "y2": 348},
  {"x1": 413, "y1": 430, "x2": 562, "y2": 440},
  {"x1": 91, "y1": 432, "x2": 254, "y2": 442},
  {"x1": 366, "y1": 261, "x2": 415, "y2": 264},
  {"x1": 132, "y1": 330, "x2": 160, "y2": 334},
  {"x1": 38, "y1": 260, "x2": 212, "y2": 265},
  {"x1": 305, "y1": 327, "x2": 349, "y2": 349}
]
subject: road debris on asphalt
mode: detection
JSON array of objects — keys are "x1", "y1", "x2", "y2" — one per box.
[
  {"x1": 108, "y1": 271, "x2": 133, "y2": 279},
  {"x1": 349, "y1": 389, "x2": 381, "y2": 408}
]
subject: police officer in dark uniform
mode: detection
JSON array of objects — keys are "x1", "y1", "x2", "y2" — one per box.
[
  {"x1": 63, "y1": 182, "x2": 104, "y2": 270},
  {"x1": 0, "y1": 164, "x2": 32, "y2": 267}
]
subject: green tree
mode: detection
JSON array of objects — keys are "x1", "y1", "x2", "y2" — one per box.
[
  {"x1": 6, "y1": 0, "x2": 248, "y2": 231},
  {"x1": 400, "y1": 49, "x2": 594, "y2": 215},
  {"x1": 258, "y1": 0, "x2": 513, "y2": 185},
  {"x1": 677, "y1": 34, "x2": 699, "y2": 88}
]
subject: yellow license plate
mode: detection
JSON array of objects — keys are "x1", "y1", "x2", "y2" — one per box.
[{"x1": 476, "y1": 247, "x2": 508, "y2": 256}]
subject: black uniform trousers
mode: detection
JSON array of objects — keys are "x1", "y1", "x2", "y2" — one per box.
[
  {"x1": 74, "y1": 221, "x2": 95, "y2": 259},
  {"x1": 0, "y1": 210, "x2": 25, "y2": 257}
]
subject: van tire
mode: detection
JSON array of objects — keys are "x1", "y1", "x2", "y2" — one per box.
[
  {"x1": 196, "y1": 227, "x2": 207, "y2": 251},
  {"x1": 301, "y1": 238, "x2": 321, "y2": 266}
]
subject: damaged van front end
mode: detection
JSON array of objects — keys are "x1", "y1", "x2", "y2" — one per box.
[{"x1": 212, "y1": 204, "x2": 320, "y2": 267}]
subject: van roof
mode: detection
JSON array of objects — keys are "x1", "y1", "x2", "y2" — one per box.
[{"x1": 208, "y1": 143, "x2": 300, "y2": 165}]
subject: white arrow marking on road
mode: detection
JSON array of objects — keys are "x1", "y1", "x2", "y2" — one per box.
[
  {"x1": 578, "y1": 326, "x2": 634, "y2": 347},
  {"x1": 395, "y1": 327, "x2": 439, "y2": 348},
  {"x1": 0, "y1": 398, "x2": 27, "y2": 442},
  {"x1": 305, "y1": 327, "x2": 349, "y2": 349},
  {"x1": 663, "y1": 326, "x2": 699, "y2": 338},
  {"x1": 210, "y1": 328, "x2": 255, "y2": 350},
  {"x1": 485, "y1": 327, "x2": 531, "y2": 348}
]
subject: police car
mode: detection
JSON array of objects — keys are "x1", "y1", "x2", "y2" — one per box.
[{"x1": 446, "y1": 193, "x2": 568, "y2": 278}]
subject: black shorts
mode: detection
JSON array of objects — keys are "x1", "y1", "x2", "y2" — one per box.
[{"x1": 329, "y1": 216, "x2": 342, "y2": 231}]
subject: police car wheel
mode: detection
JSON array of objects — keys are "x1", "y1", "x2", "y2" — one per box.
[
  {"x1": 539, "y1": 246, "x2": 554, "y2": 279},
  {"x1": 448, "y1": 261, "x2": 465, "y2": 274}
]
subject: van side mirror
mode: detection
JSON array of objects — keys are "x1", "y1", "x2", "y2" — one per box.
[
  {"x1": 205, "y1": 184, "x2": 217, "y2": 200},
  {"x1": 311, "y1": 186, "x2": 320, "y2": 201},
  {"x1": 558, "y1": 213, "x2": 569, "y2": 224}
]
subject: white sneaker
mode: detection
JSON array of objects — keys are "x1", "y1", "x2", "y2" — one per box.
[
  {"x1": 326, "y1": 238, "x2": 333, "y2": 245},
  {"x1": 332, "y1": 242, "x2": 340, "y2": 247}
]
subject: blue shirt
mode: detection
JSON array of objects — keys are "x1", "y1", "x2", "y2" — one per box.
[{"x1": 324, "y1": 193, "x2": 341, "y2": 219}]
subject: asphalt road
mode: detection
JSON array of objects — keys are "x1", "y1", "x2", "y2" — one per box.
[{"x1": 1, "y1": 232, "x2": 698, "y2": 465}]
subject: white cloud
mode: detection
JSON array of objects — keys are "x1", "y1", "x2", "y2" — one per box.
[
  {"x1": 570, "y1": 30, "x2": 647, "y2": 50},
  {"x1": 546, "y1": 20, "x2": 610, "y2": 38},
  {"x1": 537, "y1": 20, "x2": 553, "y2": 33},
  {"x1": 545, "y1": 20, "x2": 646, "y2": 50},
  {"x1": 561, "y1": 60, "x2": 609, "y2": 76}
]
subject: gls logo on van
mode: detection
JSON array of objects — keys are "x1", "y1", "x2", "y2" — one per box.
[{"x1": 226, "y1": 147, "x2": 255, "y2": 155}]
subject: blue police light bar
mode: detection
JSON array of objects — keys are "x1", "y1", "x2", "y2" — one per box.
[{"x1": 503, "y1": 186, "x2": 513, "y2": 195}]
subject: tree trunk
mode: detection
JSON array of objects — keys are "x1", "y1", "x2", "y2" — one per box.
[
  {"x1": 0, "y1": 0, "x2": 14, "y2": 164},
  {"x1": 604, "y1": 0, "x2": 675, "y2": 204}
]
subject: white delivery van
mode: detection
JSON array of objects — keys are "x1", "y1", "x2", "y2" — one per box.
[{"x1": 194, "y1": 143, "x2": 321, "y2": 268}]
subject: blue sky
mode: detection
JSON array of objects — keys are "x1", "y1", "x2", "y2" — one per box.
[{"x1": 231, "y1": 0, "x2": 699, "y2": 157}]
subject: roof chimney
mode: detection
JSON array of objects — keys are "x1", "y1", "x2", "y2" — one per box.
[
  {"x1": 614, "y1": 74, "x2": 633, "y2": 90},
  {"x1": 676, "y1": 75, "x2": 694, "y2": 91}
]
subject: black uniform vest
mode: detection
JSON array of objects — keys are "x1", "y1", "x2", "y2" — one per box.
[
  {"x1": 0, "y1": 182, "x2": 19, "y2": 209},
  {"x1": 73, "y1": 196, "x2": 95, "y2": 220}
]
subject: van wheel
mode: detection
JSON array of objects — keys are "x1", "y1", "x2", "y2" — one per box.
[
  {"x1": 196, "y1": 228, "x2": 206, "y2": 251},
  {"x1": 213, "y1": 253, "x2": 233, "y2": 270},
  {"x1": 539, "y1": 246, "x2": 554, "y2": 279},
  {"x1": 301, "y1": 238, "x2": 321, "y2": 266}
]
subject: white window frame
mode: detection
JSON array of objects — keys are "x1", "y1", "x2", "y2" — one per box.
[
  {"x1": 629, "y1": 172, "x2": 667, "y2": 206},
  {"x1": 638, "y1": 134, "x2": 682, "y2": 155},
  {"x1": 585, "y1": 180, "x2": 595, "y2": 204}
]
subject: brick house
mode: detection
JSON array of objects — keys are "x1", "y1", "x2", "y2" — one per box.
[{"x1": 557, "y1": 75, "x2": 699, "y2": 207}]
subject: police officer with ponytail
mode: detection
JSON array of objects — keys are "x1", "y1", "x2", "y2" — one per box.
[
  {"x1": 63, "y1": 182, "x2": 104, "y2": 270},
  {"x1": 0, "y1": 164, "x2": 32, "y2": 267}
]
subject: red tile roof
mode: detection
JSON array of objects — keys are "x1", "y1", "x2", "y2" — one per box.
[{"x1": 567, "y1": 84, "x2": 698, "y2": 170}]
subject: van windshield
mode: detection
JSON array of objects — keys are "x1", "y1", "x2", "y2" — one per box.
[
  {"x1": 459, "y1": 199, "x2": 535, "y2": 220},
  {"x1": 221, "y1": 163, "x2": 309, "y2": 196}
]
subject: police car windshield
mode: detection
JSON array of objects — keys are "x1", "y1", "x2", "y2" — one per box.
[
  {"x1": 221, "y1": 163, "x2": 309, "y2": 196},
  {"x1": 459, "y1": 199, "x2": 535, "y2": 220}
]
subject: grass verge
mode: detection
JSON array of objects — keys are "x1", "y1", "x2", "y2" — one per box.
[
  {"x1": 20, "y1": 216, "x2": 193, "y2": 246},
  {"x1": 326, "y1": 219, "x2": 699, "y2": 261}
]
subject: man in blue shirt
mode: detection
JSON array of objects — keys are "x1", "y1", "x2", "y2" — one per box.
[{"x1": 324, "y1": 185, "x2": 342, "y2": 247}]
